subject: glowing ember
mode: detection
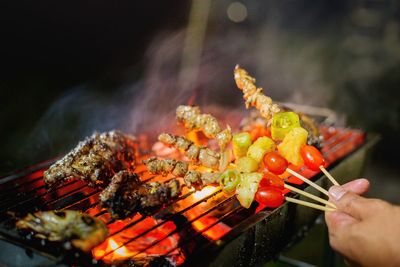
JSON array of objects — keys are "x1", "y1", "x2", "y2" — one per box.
[{"x1": 192, "y1": 186, "x2": 219, "y2": 201}]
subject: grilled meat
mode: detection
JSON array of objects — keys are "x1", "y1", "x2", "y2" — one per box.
[
  {"x1": 143, "y1": 158, "x2": 220, "y2": 190},
  {"x1": 183, "y1": 170, "x2": 220, "y2": 190},
  {"x1": 176, "y1": 105, "x2": 232, "y2": 150},
  {"x1": 44, "y1": 130, "x2": 137, "y2": 187},
  {"x1": 143, "y1": 157, "x2": 188, "y2": 177},
  {"x1": 234, "y1": 65, "x2": 280, "y2": 125},
  {"x1": 16, "y1": 210, "x2": 108, "y2": 252},
  {"x1": 100, "y1": 171, "x2": 181, "y2": 219},
  {"x1": 158, "y1": 133, "x2": 220, "y2": 170}
]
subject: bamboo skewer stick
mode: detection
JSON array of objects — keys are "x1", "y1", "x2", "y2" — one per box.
[
  {"x1": 286, "y1": 168, "x2": 330, "y2": 197},
  {"x1": 284, "y1": 184, "x2": 336, "y2": 209},
  {"x1": 319, "y1": 166, "x2": 340, "y2": 186},
  {"x1": 285, "y1": 197, "x2": 335, "y2": 212}
]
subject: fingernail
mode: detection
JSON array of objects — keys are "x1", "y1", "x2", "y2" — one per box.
[{"x1": 329, "y1": 186, "x2": 346, "y2": 201}]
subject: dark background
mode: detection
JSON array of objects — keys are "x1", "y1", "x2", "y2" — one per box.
[{"x1": 0, "y1": 0, "x2": 399, "y2": 202}]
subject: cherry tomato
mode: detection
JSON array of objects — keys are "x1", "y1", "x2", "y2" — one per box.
[
  {"x1": 255, "y1": 186, "x2": 284, "y2": 208},
  {"x1": 300, "y1": 145, "x2": 325, "y2": 171},
  {"x1": 260, "y1": 171, "x2": 284, "y2": 188},
  {"x1": 263, "y1": 152, "x2": 288, "y2": 175}
]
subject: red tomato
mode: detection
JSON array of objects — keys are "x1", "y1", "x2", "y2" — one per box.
[
  {"x1": 300, "y1": 145, "x2": 325, "y2": 171},
  {"x1": 263, "y1": 152, "x2": 288, "y2": 175},
  {"x1": 262, "y1": 171, "x2": 284, "y2": 189},
  {"x1": 255, "y1": 186, "x2": 284, "y2": 208}
]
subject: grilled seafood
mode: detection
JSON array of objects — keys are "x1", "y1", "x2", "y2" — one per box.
[
  {"x1": 158, "y1": 133, "x2": 220, "y2": 170},
  {"x1": 100, "y1": 171, "x2": 181, "y2": 219},
  {"x1": 143, "y1": 157, "x2": 220, "y2": 190},
  {"x1": 234, "y1": 65, "x2": 281, "y2": 125},
  {"x1": 176, "y1": 105, "x2": 232, "y2": 150},
  {"x1": 44, "y1": 130, "x2": 137, "y2": 187},
  {"x1": 16, "y1": 210, "x2": 108, "y2": 252}
]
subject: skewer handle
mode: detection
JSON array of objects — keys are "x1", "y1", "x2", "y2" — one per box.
[
  {"x1": 284, "y1": 184, "x2": 336, "y2": 209},
  {"x1": 319, "y1": 166, "x2": 340, "y2": 186},
  {"x1": 285, "y1": 197, "x2": 335, "y2": 212},
  {"x1": 286, "y1": 168, "x2": 330, "y2": 197}
]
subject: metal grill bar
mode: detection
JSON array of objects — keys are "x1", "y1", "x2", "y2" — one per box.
[
  {"x1": 128, "y1": 194, "x2": 238, "y2": 259},
  {"x1": 0, "y1": 126, "x2": 367, "y2": 267},
  {"x1": 97, "y1": 188, "x2": 224, "y2": 260}
]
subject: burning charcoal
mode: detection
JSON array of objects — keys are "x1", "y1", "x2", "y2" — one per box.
[
  {"x1": 100, "y1": 171, "x2": 182, "y2": 219},
  {"x1": 43, "y1": 130, "x2": 137, "y2": 187},
  {"x1": 15, "y1": 210, "x2": 108, "y2": 253}
]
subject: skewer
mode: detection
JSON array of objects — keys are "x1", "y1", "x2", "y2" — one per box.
[
  {"x1": 286, "y1": 168, "x2": 329, "y2": 197},
  {"x1": 284, "y1": 183, "x2": 336, "y2": 209},
  {"x1": 319, "y1": 166, "x2": 340, "y2": 186},
  {"x1": 285, "y1": 197, "x2": 335, "y2": 212}
]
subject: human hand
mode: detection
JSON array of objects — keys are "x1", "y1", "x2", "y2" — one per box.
[{"x1": 325, "y1": 179, "x2": 400, "y2": 267}]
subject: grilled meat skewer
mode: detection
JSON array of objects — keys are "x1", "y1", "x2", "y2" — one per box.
[
  {"x1": 176, "y1": 105, "x2": 232, "y2": 150},
  {"x1": 158, "y1": 133, "x2": 220, "y2": 170},
  {"x1": 143, "y1": 157, "x2": 188, "y2": 177},
  {"x1": 144, "y1": 157, "x2": 220, "y2": 190},
  {"x1": 100, "y1": 171, "x2": 181, "y2": 219},
  {"x1": 16, "y1": 210, "x2": 108, "y2": 252},
  {"x1": 234, "y1": 65, "x2": 280, "y2": 125},
  {"x1": 44, "y1": 130, "x2": 137, "y2": 187}
]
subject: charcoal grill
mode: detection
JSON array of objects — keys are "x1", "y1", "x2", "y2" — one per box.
[{"x1": 0, "y1": 123, "x2": 377, "y2": 267}]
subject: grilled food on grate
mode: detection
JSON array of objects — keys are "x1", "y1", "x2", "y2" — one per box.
[
  {"x1": 16, "y1": 210, "x2": 108, "y2": 252},
  {"x1": 158, "y1": 133, "x2": 220, "y2": 170},
  {"x1": 100, "y1": 171, "x2": 181, "y2": 219},
  {"x1": 144, "y1": 157, "x2": 220, "y2": 190},
  {"x1": 43, "y1": 130, "x2": 137, "y2": 187},
  {"x1": 176, "y1": 105, "x2": 232, "y2": 150}
]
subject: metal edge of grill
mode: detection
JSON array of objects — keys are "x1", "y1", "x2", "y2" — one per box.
[{"x1": 0, "y1": 130, "x2": 379, "y2": 267}]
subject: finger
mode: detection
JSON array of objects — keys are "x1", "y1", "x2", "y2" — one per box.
[
  {"x1": 325, "y1": 210, "x2": 357, "y2": 234},
  {"x1": 329, "y1": 186, "x2": 372, "y2": 220},
  {"x1": 341, "y1": 178, "x2": 370, "y2": 195},
  {"x1": 325, "y1": 211, "x2": 358, "y2": 254}
]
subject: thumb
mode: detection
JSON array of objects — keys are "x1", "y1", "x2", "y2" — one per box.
[{"x1": 329, "y1": 186, "x2": 373, "y2": 220}]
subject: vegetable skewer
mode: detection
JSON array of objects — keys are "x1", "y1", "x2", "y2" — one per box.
[
  {"x1": 284, "y1": 183, "x2": 336, "y2": 209},
  {"x1": 285, "y1": 197, "x2": 335, "y2": 212},
  {"x1": 319, "y1": 166, "x2": 340, "y2": 186},
  {"x1": 286, "y1": 168, "x2": 329, "y2": 197},
  {"x1": 300, "y1": 145, "x2": 340, "y2": 186}
]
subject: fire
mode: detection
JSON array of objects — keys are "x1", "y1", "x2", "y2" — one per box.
[
  {"x1": 108, "y1": 238, "x2": 129, "y2": 258},
  {"x1": 192, "y1": 186, "x2": 218, "y2": 201},
  {"x1": 92, "y1": 237, "x2": 133, "y2": 260}
]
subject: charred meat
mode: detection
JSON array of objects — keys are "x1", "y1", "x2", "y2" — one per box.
[
  {"x1": 44, "y1": 130, "x2": 137, "y2": 187},
  {"x1": 176, "y1": 105, "x2": 232, "y2": 150},
  {"x1": 100, "y1": 171, "x2": 181, "y2": 219},
  {"x1": 16, "y1": 210, "x2": 108, "y2": 252},
  {"x1": 158, "y1": 133, "x2": 220, "y2": 170},
  {"x1": 143, "y1": 158, "x2": 220, "y2": 190}
]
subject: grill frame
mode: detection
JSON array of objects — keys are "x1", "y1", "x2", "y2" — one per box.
[{"x1": 0, "y1": 128, "x2": 376, "y2": 267}]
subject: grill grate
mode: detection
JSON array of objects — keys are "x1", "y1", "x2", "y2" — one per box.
[{"x1": 0, "y1": 126, "x2": 365, "y2": 266}]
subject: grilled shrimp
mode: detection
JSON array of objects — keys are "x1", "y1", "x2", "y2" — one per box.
[{"x1": 16, "y1": 210, "x2": 108, "y2": 252}]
